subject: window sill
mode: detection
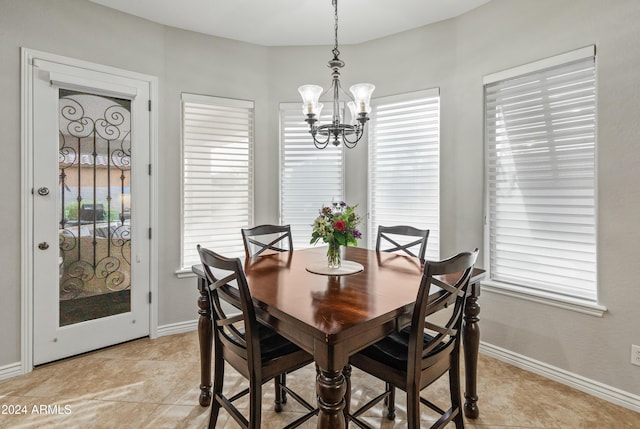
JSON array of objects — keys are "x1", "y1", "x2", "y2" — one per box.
[
  {"x1": 175, "y1": 268, "x2": 197, "y2": 279},
  {"x1": 481, "y1": 280, "x2": 607, "y2": 317}
]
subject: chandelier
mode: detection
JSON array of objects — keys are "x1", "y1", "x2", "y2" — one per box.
[{"x1": 298, "y1": 0, "x2": 375, "y2": 149}]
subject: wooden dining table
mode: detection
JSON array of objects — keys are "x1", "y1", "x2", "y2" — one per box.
[{"x1": 193, "y1": 246, "x2": 485, "y2": 428}]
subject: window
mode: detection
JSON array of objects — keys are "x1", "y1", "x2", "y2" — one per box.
[
  {"x1": 368, "y1": 89, "x2": 440, "y2": 260},
  {"x1": 180, "y1": 93, "x2": 253, "y2": 270},
  {"x1": 280, "y1": 103, "x2": 344, "y2": 249},
  {"x1": 484, "y1": 46, "x2": 598, "y2": 304}
]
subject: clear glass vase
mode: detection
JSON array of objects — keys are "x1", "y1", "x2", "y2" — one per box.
[{"x1": 327, "y1": 241, "x2": 342, "y2": 269}]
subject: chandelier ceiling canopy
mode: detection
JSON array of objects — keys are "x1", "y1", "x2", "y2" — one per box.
[{"x1": 298, "y1": 0, "x2": 375, "y2": 149}]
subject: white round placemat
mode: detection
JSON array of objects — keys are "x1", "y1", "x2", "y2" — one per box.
[{"x1": 306, "y1": 260, "x2": 364, "y2": 276}]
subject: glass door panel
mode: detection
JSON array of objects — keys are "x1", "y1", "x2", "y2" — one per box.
[{"x1": 58, "y1": 90, "x2": 132, "y2": 326}]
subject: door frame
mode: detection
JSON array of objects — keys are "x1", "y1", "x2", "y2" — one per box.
[{"x1": 20, "y1": 48, "x2": 159, "y2": 373}]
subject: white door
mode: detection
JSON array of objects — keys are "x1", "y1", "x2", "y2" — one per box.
[{"x1": 32, "y1": 58, "x2": 151, "y2": 365}]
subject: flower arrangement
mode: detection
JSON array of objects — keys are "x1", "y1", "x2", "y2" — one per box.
[{"x1": 310, "y1": 201, "x2": 362, "y2": 268}]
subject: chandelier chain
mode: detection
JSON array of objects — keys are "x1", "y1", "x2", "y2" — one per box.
[{"x1": 332, "y1": 0, "x2": 340, "y2": 59}]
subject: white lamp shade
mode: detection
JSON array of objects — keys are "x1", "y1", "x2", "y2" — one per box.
[
  {"x1": 303, "y1": 102, "x2": 324, "y2": 118},
  {"x1": 349, "y1": 83, "x2": 375, "y2": 114},
  {"x1": 298, "y1": 84, "x2": 323, "y2": 115},
  {"x1": 347, "y1": 101, "x2": 357, "y2": 125}
]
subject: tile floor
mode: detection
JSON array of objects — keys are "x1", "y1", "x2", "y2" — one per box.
[{"x1": 0, "y1": 331, "x2": 638, "y2": 428}]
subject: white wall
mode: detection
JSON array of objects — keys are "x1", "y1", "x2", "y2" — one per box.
[
  {"x1": 1, "y1": 0, "x2": 639, "y2": 400},
  {"x1": 266, "y1": 0, "x2": 640, "y2": 398},
  {"x1": 463, "y1": 0, "x2": 640, "y2": 397},
  {"x1": 0, "y1": 0, "x2": 157, "y2": 366},
  {"x1": 0, "y1": 0, "x2": 271, "y2": 365}
]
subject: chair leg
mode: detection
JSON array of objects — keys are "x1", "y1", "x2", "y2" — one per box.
[
  {"x1": 384, "y1": 382, "x2": 396, "y2": 420},
  {"x1": 249, "y1": 378, "x2": 262, "y2": 429},
  {"x1": 208, "y1": 353, "x2": 224, "y2": 429},
  {"x1": 274, "y1": 373, "x2": 286, "y2": 412},
  {"x1": 406, "y1": 383, "x2": 420, "y2": 429},
  {"x1": 281, "y1": 373, "x2": 288, "y2": 404},
  {"x1": 449, "y1": 357, "x2": 465, "y2": 429},
  {"x1": 343, "y1": 365, "x2": 352, "y2": 427}
]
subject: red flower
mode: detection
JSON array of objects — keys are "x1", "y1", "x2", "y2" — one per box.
[{"x1": 333, "y1": 220, "x2": 346, "y2": 231}]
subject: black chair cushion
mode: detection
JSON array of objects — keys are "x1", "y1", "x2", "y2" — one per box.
[
  {"x1": 228, "y1": 322, "x2": 301, "y2": 362},
  {"x1": 256, "y1": 323, "x2": 301, "y2": 362},
  {"x1": 358, "y1": 326, "x2": 446, "y2": 371}
]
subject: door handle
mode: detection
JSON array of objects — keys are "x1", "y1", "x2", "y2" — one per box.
[
  {"x1": 38, "y1": 242, "x2": 49, "y2": 250},
  {"x1": 37, "y1": 187, "x2": 50, "y2": 196}
]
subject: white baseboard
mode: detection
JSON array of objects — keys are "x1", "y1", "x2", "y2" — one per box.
[
  {"x1": 156, "y1": 319, "x2": 198, "y2": 337},
  {"x1": 0, "y1": 362, "x2": 23, "y2": 381},
  {"x1": 479, "y1": 342, "x2": 640, "y2": 413}
]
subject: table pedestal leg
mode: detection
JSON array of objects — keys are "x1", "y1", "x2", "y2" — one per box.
[
  {"x1": 463, "y1": 291, "x2": 480, "y2": 418},
  {"x1": 316, "y1": 369, "x2": 346, "y2": 429},
  {"x1": 197, "y1": 277, "x2": 213, "y2": 407}
]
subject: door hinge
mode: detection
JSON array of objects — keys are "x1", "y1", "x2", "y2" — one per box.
[
  {"x1": 148, "y1": 291, "x2": 152, "y2": 304},
  {"x1": 148, "y1": 228, "x2": 152, "y2": 239},
  {"x1": 148, "y1": 163, "x2": 152, "y2": 175},
  {"x1": 148, "y1": 99, "x2": 151, "y2": 111}
]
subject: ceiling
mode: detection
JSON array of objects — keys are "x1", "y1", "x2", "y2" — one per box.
[{"x1": 88, "y1": 0, "x2": 491, "y2": 46}]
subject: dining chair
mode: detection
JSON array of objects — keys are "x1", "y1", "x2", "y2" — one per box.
[
  {"x1": 241, "y1": 224, "x2": 293, "y2": 259},
  {"x1": 348, "y1": 249, "x2": 479, "y2": 429},
  {"x1": 241, "y1": 224, "x2": 295, "y2": 406},
  {"x1": 197, "y1": 245, "x2": 317, "y2": 429},
  {"x1": 375, "y1": 225, "x2": 430, "y2": 262}
]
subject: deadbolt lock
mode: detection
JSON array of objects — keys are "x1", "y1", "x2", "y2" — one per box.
[
  {"x1": 37, "y1": 187, "x2": 50, "y2": 196},
  {"x1": 38, "y1": 242, "x2": 49, "y2": 250}
]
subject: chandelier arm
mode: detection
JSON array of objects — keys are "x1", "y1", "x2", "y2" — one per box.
[
  {"x1": 341, "y1": 126, "x2": 364, "y2": 148},
  {"x1": 343, "y1": 139, "x2": 358, "y2": 150},
  {"x1": 311, "y1": 128, "x2": 332, "y2": 149}
]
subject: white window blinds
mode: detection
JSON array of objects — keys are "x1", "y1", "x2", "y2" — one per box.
[
  {"x1": 280, "y1": 103, "x2": 344, "y2": 249},
  {"x1": 368, "y1": 89, "x2": 440, "y2": 260},
  {"x1": 181, "y1": 93, "x2": 253, "y2": 269},
  {"x1": 484, "y1": 47, "x2": 597, "y2": 302}
]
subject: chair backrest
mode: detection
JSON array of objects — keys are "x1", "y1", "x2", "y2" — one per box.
[
  {"x1": 197, "y1": 245, "x2": 261, "y2": 367},
  {"x1": 407, "y1": 249, "x2": 478, "y2": 378},
  {"x1": 241, "y1": 224, "x2": 293, "y2": 259},
  {"x1": 375, "y1": 225, "x2": 430, "y2": 261}
]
